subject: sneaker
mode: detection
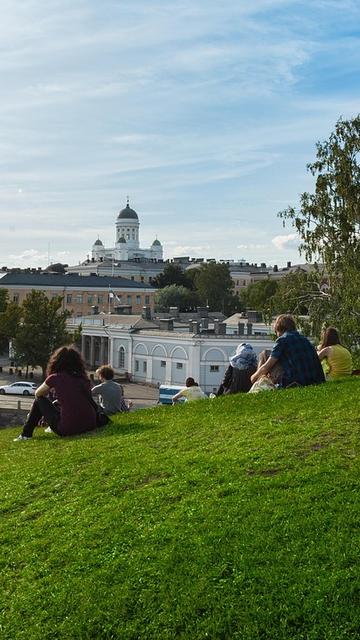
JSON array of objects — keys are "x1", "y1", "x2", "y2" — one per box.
[
  {"x1": 44, "y1": 426, "x2": 53, "y2": 433},
  {"x1": 13, "y1": 434, "x2": 32, "y2": 442}
]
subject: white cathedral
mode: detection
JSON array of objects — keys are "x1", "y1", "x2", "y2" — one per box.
[{"x1": 91, "y1": 200, "x2": 163, "y2": 262}]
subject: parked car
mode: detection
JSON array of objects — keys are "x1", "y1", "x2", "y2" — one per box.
[{"x1": 0, "y1": 381, "x2": 38, "y2": 396}]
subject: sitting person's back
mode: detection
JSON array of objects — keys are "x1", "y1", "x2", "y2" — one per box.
[
  {"x1": 92, "y1": 365, "x2": 131, "y2": 415},
  {"x1": 251, "y1": 315, "x2": 325, "y2": 389},
  {"x1": 217, "y1": 343, "x2": 257, "y2": 395},
  {"x1": 317, "y1": 327, "x2": 353, "y2": 379},
  {"x1": 172, "y1": 377, "x2": 206, "y2": 403}
]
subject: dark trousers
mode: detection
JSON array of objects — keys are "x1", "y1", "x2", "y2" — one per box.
[{"x1": 22, "y1": 397, "x2": 61, "y2": 438}]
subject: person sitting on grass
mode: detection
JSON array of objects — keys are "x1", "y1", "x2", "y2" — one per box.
[
  {"x1": 249, "y1": 349, "x2": 283, "y2": 393},
  {"x1": 216, "y1": 343, "x2": 257, "y2": 396},
  {"x1": 250, "y1": 314, "x2": 325, "y2": 389},
  {"x1": 172, "y1": 377, "x2": 206, "y2": 404},
  {"x1": 92, "y1": 364, "x2": 132, "y2": 415},
  {"x1": 14, "y1": 346, "x2": 97, "y2": 441},
  {"x1": 317, "y1": 327, "x2": 353, "y2": 380}
]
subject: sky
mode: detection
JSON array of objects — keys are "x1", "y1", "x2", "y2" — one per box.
[{"x1": 1, "y1": 0, "x2": 360, "y2": 269}]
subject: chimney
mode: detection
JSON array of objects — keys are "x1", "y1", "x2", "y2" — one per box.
[
  {"x1": 169, "y1": 306, "x2": 179, "y2": 318},
  {"x1": 217, "y1": 322, "x2": 226, "y2": 335},
  {"x1": 142, "y1": 306, "x2": 151, "y2": 320},
  {"x1": 160, "y1": 318, "x2": 174, "y2": 331},
  {"x1": 191, "y1": 320, "x2": 200, "y2": 334},
  {"x1": 196, "y1": 306, "x2": 208, "y2": 318}
]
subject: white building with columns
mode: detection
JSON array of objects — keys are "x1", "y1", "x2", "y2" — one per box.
[
  {"x1": 90, "y1": 200, "x2": 163, "y2": 263},
  {"x1": 72, "y1": 316, "x2": 274, "y2": 393}
]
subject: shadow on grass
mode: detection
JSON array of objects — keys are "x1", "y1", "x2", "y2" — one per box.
[{"x1": 30, "y1": 419, "x2": 159, "y2": 444}]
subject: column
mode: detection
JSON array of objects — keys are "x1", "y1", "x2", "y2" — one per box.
[
  {"x1": 100, "y1": 337, "x2": 106, "y2": 364},
  {"x1": 81, "y1": 334, "x2": 86, "y2": 359},
  {"x1": 89, "y1": 337, "x2": 95, "y2": 370}
]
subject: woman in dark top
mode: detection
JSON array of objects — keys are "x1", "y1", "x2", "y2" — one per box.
[{"x1": 14, "y1": 346, "x2": 97, "y2": 441}]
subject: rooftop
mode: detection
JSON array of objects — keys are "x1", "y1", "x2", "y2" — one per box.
[{"x1": 0, "y1": 272, "x2": 155, "y2": 290}]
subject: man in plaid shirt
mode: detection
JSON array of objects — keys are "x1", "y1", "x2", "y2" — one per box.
[{"x1": 251, "y1": 314, "x2": 325, "y2": 388}]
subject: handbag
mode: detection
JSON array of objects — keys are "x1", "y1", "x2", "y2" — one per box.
[{"x1": 94, "y1": 403, "x2": 109, "y2": 427}]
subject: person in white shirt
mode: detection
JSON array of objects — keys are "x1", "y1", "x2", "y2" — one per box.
[{"x1": 172, "y1": 377, "x2": 207, "y2": 404}]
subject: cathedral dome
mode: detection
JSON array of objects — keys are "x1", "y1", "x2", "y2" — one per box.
[
  {"x1": 118, "y1": 203, "x2": 138, "y2": 220},
  {"x1": 93, "y1": 238, "x2": 103, "y2": 246},
  {"x1": 152, "y1": 238, "x2": 161, "y2": 246},
  {"x1": 118, "y1": 236, "x2": 127, "y2": 243}
]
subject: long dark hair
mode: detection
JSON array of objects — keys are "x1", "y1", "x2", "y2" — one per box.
[
  {"x1": 46, "y1": 346, "x2": 87, "y2": 377},
  {"x1": 319, "y1": 327, "x2": 341, "y2": 349}
]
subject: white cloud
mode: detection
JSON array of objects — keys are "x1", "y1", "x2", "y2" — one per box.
[{"x1": 271, "y1": 233, "x2": 299, "y2": 251}]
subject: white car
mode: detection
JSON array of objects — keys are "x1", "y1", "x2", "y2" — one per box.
[{"x1": 0, "y1": 381, "x2": 38, "y2": 396}]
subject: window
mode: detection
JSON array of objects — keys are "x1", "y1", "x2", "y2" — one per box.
[
  {"x1": 97, "y1": 295, "x2": 103, "y2": 304},
  {"x1": 131, "y1": 276, "x2": 135, "y2": 281},
  {"x1": 140, "y1": 276, "x2": 144, "y2": 282},
  {"x1": 136, "y1": 295, "x2": 141, "y2": 305},
  {"x1": 210, "y1": 365, "x2": 219, "y2": 373},
  {"x1": 143, "y1": 361, "x2": 147, "y2": 373},
  {"x1": 127, "y1": 295, "x2": 132, "y2": 304},
  {"x1": 13, "y1": 294, "x2": 19, "y2": 303},
  {"x1": 118, "y1": 346, "x2": 125, "y2": 369},
  {"x1": 66, "y1": 294, "x2": 72, "y2": 304},
  {"x1": 176, "y1": 362, "x2": 183, "y2": 370},
  {"x1": 76, "y1": 294, "x2": 83, "y2": 304},
  {"x1": 160, "y1": 360, "x2": 166, "y2": 368},
  {"x1": 87, "y1": 296, "x2": 93, "y2": 305},
  {"x1": 135, "y1": 360, "x2": 139, "y2": 372},
  {"x1": 145, "y1": 295, "x2": 150, "y2": 304}
]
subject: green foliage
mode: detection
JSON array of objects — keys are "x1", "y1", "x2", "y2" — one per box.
[
  {"x1": 240, "y1": 278, "x2": 278, "y2": 321},
  {"x1": 152, "y1": 263, "x2": 194, "y2": 289},
  {"x1": 279, "y1": 115, "x2": 360, "y2": 346},
  {"x1": 1, "y1": 379, "x2": 360, "y2": 639},
  {"x1": 194, "y1": 263, "x2": 241, "y2": 314},
  {"x1": 155, "y1": 284, "x2": 199, "y2": 312},
  {"x1": 14, "y1": 290, "x2": 71, "y2": 376},
  {"x1": 0, "y1": 291, "x2": 22, "y2": 353},
  {"x1": 0, "y1": 288, "x2": 8, "y2": 313}
]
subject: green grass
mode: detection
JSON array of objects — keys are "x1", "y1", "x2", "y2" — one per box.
[{"x1": 1, "y1": 379, "x2": 359, "y2": 640}]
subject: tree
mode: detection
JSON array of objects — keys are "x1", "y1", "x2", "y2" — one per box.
[
  {"x1": 152, "y1": 263, "x2": 194, "y2": 289},
  {"x1": 240, "y1": 279, "x2": 278, "y2": 320},
  {"x1": 0, "y1": 289, "x2": 8, "y2": 313},
  {"x1": 0, "y1": 291, "x2": 22, "y2": 354},
  {"x1": 155, "y1": 285, "x2": 199, "y2": 312},
  {"x1": 279, "y1": 115, "x2": 360, "y2": 346},
  {"x1": 193, "y1": 263, "x2": 242, "y2": 314},
  {"x1": 14, "y1": 291, "x2": 72, "y2": 377}
]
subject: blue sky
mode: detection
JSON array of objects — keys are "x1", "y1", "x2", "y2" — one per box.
[{"x1": 1, "y1": 0, "x2": 360, "y2": 269}]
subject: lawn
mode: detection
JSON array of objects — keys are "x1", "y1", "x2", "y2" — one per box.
[{"x1": 0, "y1": 378, "x2": 359, "y2": 639}]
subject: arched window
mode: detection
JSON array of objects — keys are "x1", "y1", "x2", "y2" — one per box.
[{"x1": 118, "y1": 346, "x2": 125, "y2": 369}]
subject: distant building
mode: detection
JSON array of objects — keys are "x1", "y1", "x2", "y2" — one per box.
[
  {"x1": 91, "y1": 199, "x2": 162, "y2": 262},
  {"x1": 66, "y1": 200, "x2": 164, "y2": 283},
  {"x1": 70, "y1": 312, "x2": 274, "y2": 393},
  {"x1": 0, "y1": 272, "x2": 156, "y2": 317}
]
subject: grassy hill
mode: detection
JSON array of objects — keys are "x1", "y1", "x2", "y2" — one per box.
[{"x1": 1, "y1": 379, "x2": 359, "y2": 640}]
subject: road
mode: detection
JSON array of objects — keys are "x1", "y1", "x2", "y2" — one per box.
[{"x1": 0, "y1": 365, "x2": 159, "y2": 412}]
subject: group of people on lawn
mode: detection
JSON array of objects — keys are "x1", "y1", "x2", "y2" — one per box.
[
  {"x1": 14, "y1": 314, "x2": 353, "y2": 441},
  {"x1": 172, "y1": 314, "x2": 353, "y2": 403}
]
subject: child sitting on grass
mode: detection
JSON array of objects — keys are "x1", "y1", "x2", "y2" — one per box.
[{"x1": 92, "y1": 365, "x2": 132, "y2": 416}]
